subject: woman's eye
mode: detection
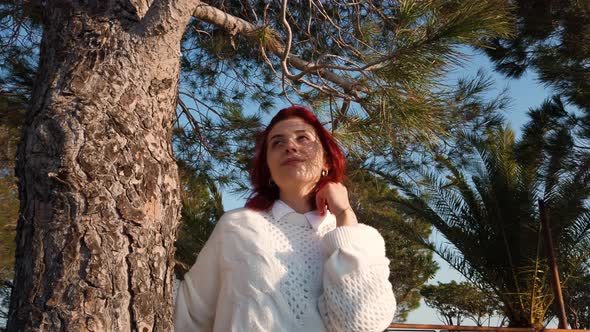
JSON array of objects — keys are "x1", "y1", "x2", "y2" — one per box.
[
  {"x1": 297, "y1": 135, "x2": 310, "y2": 142},
  {"x1": 271, "y1": 140, "x2": 283, "y2": 147}
]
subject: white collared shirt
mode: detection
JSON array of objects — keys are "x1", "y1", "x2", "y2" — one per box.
[
  {"x1": 271, "y1": 199, "x2": 334, "y2": 231},
  {"x1": 175, "y1": 200, "x2": 396, "y2": 332}
]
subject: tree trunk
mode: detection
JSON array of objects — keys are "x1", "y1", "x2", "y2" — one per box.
[{"x1": 7, "y1": 2, "x2": 191, "y2": 330}]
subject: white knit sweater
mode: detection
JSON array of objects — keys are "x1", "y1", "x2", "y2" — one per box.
[{"x1": 174, "y1": 200, "x2": 396, "y2": 331}]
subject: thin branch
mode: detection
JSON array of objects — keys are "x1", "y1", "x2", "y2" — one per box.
[
  {"x1": 280, "y1": 0, "x2": 295, "y2": 79},
  {"x1": 191, "y1": 2, "x2": 367, "y2": 99}
]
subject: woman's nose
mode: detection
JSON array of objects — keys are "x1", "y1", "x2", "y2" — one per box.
[{"x1": 285, "y1": 139, "x2": 298, "y2": 152}]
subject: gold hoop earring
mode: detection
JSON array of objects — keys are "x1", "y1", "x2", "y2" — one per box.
[{"x1": 321, "y1": 169, "x2": 328, "y2": 177}]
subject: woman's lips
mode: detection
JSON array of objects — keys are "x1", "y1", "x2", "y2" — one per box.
[{"x1": 281, "y1": 158, "x2": 305, "y2": 166}]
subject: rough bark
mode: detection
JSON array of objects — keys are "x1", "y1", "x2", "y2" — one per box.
[{"x1": 7, "y1": 1, "x2": 195, "y2": 330}]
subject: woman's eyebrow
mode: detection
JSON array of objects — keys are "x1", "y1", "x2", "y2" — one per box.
[
  {"x1": 269, "y1": 129, "x2": 311, "y2": 141},
  {"x1": 269, "y1": 133, "x2": 284, "y2": 141}
]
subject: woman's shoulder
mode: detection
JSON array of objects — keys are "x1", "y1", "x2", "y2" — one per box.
[
  {"x1": 215, "y1": 207, "x2": 269, "y2": 230},
  {"x1": 219, "y1": 207, "x2": 264, "y2": 221},
  {"x1": 212, "y1": 207, "x2": 271, "y2": 245}
]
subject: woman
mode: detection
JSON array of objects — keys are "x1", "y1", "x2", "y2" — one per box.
[{"x1": 175, "y1": 106, "x2": 396, "y2": 331}]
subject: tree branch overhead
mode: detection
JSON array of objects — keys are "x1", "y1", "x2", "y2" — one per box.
[{"x1": 191, "y1": 2, "x2": 365, "y2": 100}]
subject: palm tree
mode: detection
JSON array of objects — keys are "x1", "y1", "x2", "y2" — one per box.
[{"x1": 392, "y1": 97, "x2": 590, "y2": 327}]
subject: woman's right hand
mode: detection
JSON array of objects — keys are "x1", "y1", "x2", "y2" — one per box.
[{"x1": 315, "y1": 182, "x2": 358, "y2": 227}]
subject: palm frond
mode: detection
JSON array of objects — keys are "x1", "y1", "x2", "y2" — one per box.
[{"x1": 390, "y1": 121, "x2": 589, "y2": 326}]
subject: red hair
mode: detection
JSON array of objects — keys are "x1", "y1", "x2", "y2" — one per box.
[{"x1": 245, "y1": 105, "x2": 346, "y2": 211}]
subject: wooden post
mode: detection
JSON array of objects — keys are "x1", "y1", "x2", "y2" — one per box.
[{"x1": 538, "y1": 199, "x2": 568, "y2": 329}]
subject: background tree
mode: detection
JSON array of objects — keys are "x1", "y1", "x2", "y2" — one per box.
[
  {"x1": 560, "y1": 264, "x2": 590, "y2": 329},
  {"x1": 479, "y1": 1, "x2": 590, "y2": 324},
  {"x1": 392, "y1": 97, "x2": 590, "y2": 327},
  {"x1": 421, "y1": 281, "x2": 465, "y2": 326},
  {"x1": 0, "y1": 21, "x2": 31, "y2": 321},
  {"x1": 421, "y1": 281, "x2": 502, "y2": 326},
  {"x1": 0, "y1": 0, "x2": 513, "y2": 330},
  {"x1": 172, "y1": 127, "x2": 225, "y2": 277},
  {"x1": 481, "y1": 0, "x2": 590, "y2": 135},
  {"x1": 346, "y1": 163, "x2": 438, "y2": 321},
  {"x1": 0, "y1": 110, "x2": 20, "y2": 326},
  {"x1": 0, "y1": 124, "x2": 19, "y2": 283},
  {"x1": 0, "y1": 0, "x2": 36, "y2": 284}
]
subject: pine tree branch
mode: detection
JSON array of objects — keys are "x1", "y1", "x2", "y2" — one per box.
[{"x1": 190, "y1": 1, "x2": 367, "y2": 99}]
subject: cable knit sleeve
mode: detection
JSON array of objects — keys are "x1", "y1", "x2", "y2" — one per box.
[
  {"x1": 174, "y1": 220, "x2": 224, "y2": 332},
  {"x1": 318, "y1": 223, "x2": 396, "y2": 332}
]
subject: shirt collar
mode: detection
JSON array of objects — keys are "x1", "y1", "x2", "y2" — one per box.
[{"x1": 271, "y1": 200, "x2": 332, "y2": 230}]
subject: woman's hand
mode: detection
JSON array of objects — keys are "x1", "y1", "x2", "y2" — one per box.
[{"x1": 315, "y1": 182, "x2": 358, "y2": 227}]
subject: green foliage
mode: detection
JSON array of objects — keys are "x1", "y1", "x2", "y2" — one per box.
[
  {"x1": 173, "y1": 101, "x2": 264, "y2": 191},
  {"x1": 353, "y1": 69, "x2": 509, "y2": 192},
  {"x1": 0, "y1": 7, "x2": 31, "y2": 313},
  {"x1": 0, "y1": 85, "x2": 27, "y2": 284},
  {"x1": 173, "y1": 161, "x2": 224, "y2": 278},
  {"x1": 391, "y1": 98, "x2": 590, "y2": 327},
  {"x1": 482, "y1": 0, "x2": 590, "y2": 118},
  {"x1": 1, "y1": 0, "x2": 516, "y2": 197},
  {"x1": 561, "y1": 265, "x2": 590, "y2": 329},
  {"x1": 421, "y1": 281, "x2": 502, "y2": 326},
  {"x1": 0, "y1": 173, "x2": 18, "y2": 281},
  {"x1": 0, "y1": 85, "x2": 23, "y2": 328},
  {"x1": 0, "y1": 1, "x2": 40, "y2": 95},
  {"x1": 172, "y1": 128, "x2": 226, "y2": 278},
  {"x1": 346, "y1": 163, "x2": 438, "y2": 322},
  {"x1": 446, "y1": 0, "x2": 590, "y2": 216},
  {"x1": 178, "y1": 0, "x2": 513, "y2": 171}
]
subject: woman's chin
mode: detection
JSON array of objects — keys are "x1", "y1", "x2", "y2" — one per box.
[{"x1": 277, "y1": 176, "x2": 319, "y2": 191}]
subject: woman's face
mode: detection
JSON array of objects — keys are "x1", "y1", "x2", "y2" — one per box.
[{"x1": 266, "y1": 117, "x2": 326, "y2": 195}]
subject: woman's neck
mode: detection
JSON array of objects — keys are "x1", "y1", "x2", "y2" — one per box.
[{"x1": 279, "y1": 190, "x2": 313, "y2": 214}]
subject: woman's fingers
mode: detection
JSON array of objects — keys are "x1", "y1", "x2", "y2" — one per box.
[
  {"x1": 316, "y1": 189, "x2": 327, "y2": 215},
  {"x1": 316, "y1": 182, "x2": 350, "y2": 216},
  {"x1": 316, "y1": 182, "x2": 357, "y2": 227}
]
